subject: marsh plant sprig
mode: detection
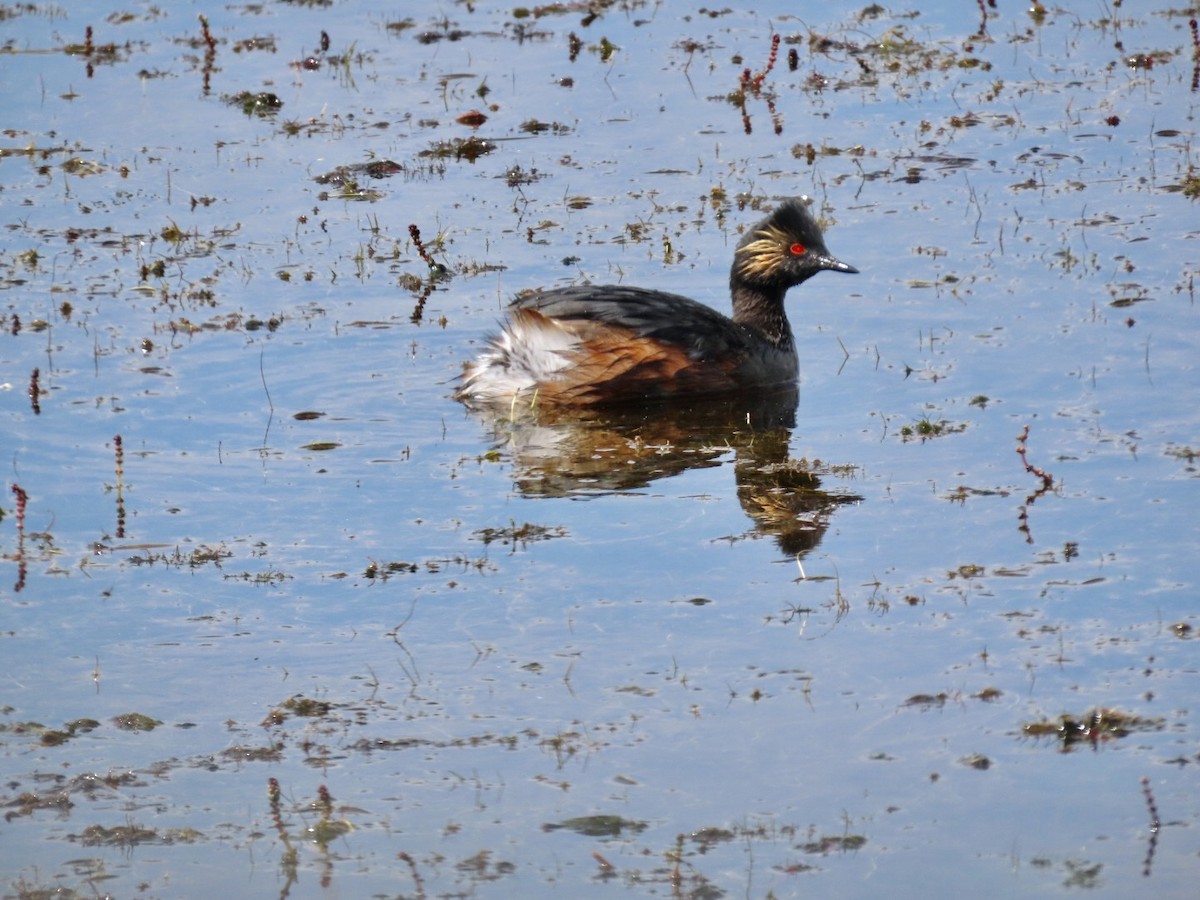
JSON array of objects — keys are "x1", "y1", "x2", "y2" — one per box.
[
  {"x1": 973, "y1": 0, "x2": 999, "y2": 37},
  {"x1": 1015, "y1": 424, "x2": 1054, "y2": 493},
  {"x1": 198, "y1": 14, "x2": 218, "y2": 93},
  {"x1": 1141, "y1": 776, "x2": 1160, "y2": 877},
  {"x1": 1015, "y1": 424, "x2": 1055, "y2": 543},
  {"x1": 407, "y1": 223, "x2": 449, "y2": 277},
  {"x1": 266, "y1": 778, "x2": 299, "y2": 893},
  {"x1": 405, "y1": 223, "x2": 452, "y2": 323},
  {"x1": 732, "y1": 34, "x2": 783, "y2": 135},
  {"x1": 741, "y1": 33, "x2": 780, "y2": 93},
  {"x1": 28, "y1": 367, "x2": 40, "y2": 415},
  {"x1": 10, "y1": 484, "x2": 29, "y2": 592},
  {"x1": 1189, "y1": 18, "x2": 1199, "y2": 92},
  {"x1": 198, "y1": 15, "x2": 216, "y2": 52},
  {"x1": 113, "y1": 434, "x2": 126, "y2": 539}
]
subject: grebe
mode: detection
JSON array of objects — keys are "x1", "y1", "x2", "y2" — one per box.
[{"x1": 457, "y1": 197, "x2": 857, "y2": 407}]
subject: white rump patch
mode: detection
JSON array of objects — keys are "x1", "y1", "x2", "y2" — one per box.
[{"x1": 459, "y1": 312, "x2": 581, "y2": 402}]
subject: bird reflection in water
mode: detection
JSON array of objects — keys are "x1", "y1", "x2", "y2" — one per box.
[{"x1": 465, "y1": 385, "x2": 862, "y2": 563}]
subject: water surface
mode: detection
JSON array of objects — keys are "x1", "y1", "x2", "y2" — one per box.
[{"x1": 2, "y1": 1, "x2": 1198, "y2": 897}]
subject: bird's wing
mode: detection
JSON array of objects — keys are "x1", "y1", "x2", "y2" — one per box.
[{"x1": 511, "y1": 285, "x2": 755, "y2": 361}]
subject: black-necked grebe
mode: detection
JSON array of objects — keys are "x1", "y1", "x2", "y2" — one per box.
[{"x1": 457, "y1": 197, "x2": 857, "y2": 407}]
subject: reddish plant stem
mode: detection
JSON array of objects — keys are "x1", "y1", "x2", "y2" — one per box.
[
  {"x1": 408, "y1": 223, "x2": 436, "y2": 267},
  {"x1": 199, "y1": 15, "x2": 216, "y2": 52},
  {"x1": 11, "y1": 485, "x2": 26, "y2": 530},
  {"x1": 199, "y1": 15, "x2": 217, "y2": 94},
  {"x1": 741, "y1": 33, "x2": 780, "y2": 94},
  {"x1": 397, "y1": 851, "x2": 427, "y2": 899},
  {"x1": 28, "y1": 368, "x2": 40, "y2": 415},
  {"x1": 1015, "y1": 424, "x2": 1054, "y2": 491},
  {"x1": 753, "y1": 33, "x2": 780, "y2": 90},
  {"x1": 736, "y1": 34, "x2": 784, "y2": 135},
  {"x1": 1015, "y1": 425, "x2": 1054, "y2": 543},
  {"x1": 11, "y1": 484, "x2": 26, "y2": 539},
  {"x1": 11, "y1": 484, "x2": 28, "y2": 593}
]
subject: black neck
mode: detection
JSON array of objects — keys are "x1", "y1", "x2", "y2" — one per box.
[{"x1": 731, "y1": 281, "x2": 792, "y2": 349}]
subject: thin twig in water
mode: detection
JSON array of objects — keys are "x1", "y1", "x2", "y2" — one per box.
[
  {"x1": 1141, "y1": 776, "x2": 1160, "y2": 877},
  {"x1": 259, "y1": 347, "x2": 274, "y2": 452}
]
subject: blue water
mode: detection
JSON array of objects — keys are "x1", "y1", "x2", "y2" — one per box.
[{"x1": 2, "y1": 1, "x2": 1197, "y2": 897}]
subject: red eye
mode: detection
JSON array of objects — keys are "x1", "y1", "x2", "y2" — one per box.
[{"x1": 790, "y1": 242, "x2": 806, "y2": 256}]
